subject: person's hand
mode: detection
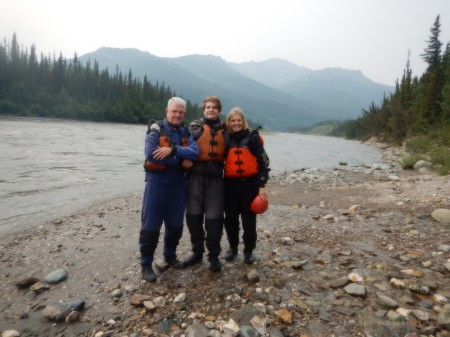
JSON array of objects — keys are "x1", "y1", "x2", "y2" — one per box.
[
  {"x1": 259, "y1": 187, "x2": 268, "y2": 201},
  {"x1": 182, "y1": 159, "x2": 193, "y2": 170},
  {"x1": 152, "y1": 147, "x2": 172, "y2": 160}
]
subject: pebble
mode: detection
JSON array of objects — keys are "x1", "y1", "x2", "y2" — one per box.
[
  {"x1": 44, "y1": 268, "x2": 68, "y2": 283},
  {"x1": 2, "y1": 331, "x2": 20, "y2": 337}
]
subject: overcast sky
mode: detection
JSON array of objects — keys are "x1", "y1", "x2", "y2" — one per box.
[{"x1": 2, "y1": 0, "x2": 450, "y2": 86}]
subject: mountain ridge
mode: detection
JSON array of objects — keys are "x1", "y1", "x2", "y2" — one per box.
[{"x1": 79, "y1": 48, "x2": 393, "y2": 130}]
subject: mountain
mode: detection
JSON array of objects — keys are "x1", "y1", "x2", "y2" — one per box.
[
  {"x1": 230, "y1": 58, "x2": 313, "y2": 87},
  {"x1": 79, "y1": 48, "x2": 393, "y2": 130},
  {"x1": 230, "y1": 59, "x2": 393, "y2": 121}
]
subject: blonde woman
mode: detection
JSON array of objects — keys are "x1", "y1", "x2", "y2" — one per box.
[{"x1": 223, "y1": 107, "x2": 270, "y2": 263}]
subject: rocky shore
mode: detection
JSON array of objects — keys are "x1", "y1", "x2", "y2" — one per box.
[{"x1": 1, "y1": 144, "x2": 450, "y2": 337}]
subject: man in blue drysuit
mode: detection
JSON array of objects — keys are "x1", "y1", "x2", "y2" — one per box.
[{"x1": 140, "y1": 97, "x2": 199, "y2": 282}]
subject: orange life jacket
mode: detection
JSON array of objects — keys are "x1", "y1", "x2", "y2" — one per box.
[
  {"x1": 224, "y1": 132, "x2": 259, "y2": 178},
  {"x1": 144, "y1": 121, "x2": 189, "y2": 172},
  {"x1": 196, "y1": 123, "x2": 226, "y2": 162}
]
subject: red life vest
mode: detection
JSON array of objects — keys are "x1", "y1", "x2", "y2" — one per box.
[
  {"x1": 196, "y1": 123, "x2": 226, "y2": 162},
  {"x1": 224, "y1": 132, "x2": 259, "y2": 178},
  {"x1": 144, "y1": 121, "x2": 189, "y2": 172}
]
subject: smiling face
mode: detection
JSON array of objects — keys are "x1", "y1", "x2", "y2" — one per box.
[
  {"x1": 203, "y1": 100, "x2": 221, "y2": 121},
  {"x1": 166, "y1": 102, "x2": 186, "y2": 126},
  {"x1": 228, "y1": 113, "x2": 244, "y2": 133}
]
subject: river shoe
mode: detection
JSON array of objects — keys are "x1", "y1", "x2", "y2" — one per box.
[
  {"x1": 164, "y1": 256, "x2": 185, "y2": 269},
  {"x1": 224, "y1": 249, "x2": 237, "y2": 261},
  {"x1": 244, "y1": 252, "x2": 255, "y2": 264},
  {"x1": 183, "y1": 253, "x2": 203, "y2": 267},
  {"x1": 209, "y1": 257, "x2": 222, "y2": 272}
]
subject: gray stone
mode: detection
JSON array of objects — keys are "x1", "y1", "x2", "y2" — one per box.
[
  {"x1": 247, "y1": 270, "x2": 260, "y2": 284},
  {"x1": 268, "y1": 326, "x2": 284, "y2": 337},
  {"x1": 438, "y1": 304, "x2": 450, "y2": 330},
  {"x1": 186, "y1": 323, "x2": 209, "y2": 337},
  {"x1": 209, "y1": 330, "x2": 221, "y2": 337},
  {"x1": 438, "y1": 244, "x2": 450, "y2": 252},
  {"x1": 239, "y1": 325, "x2": 259, "y2": 337},
  {"x1": 431, "y1": 209, "x2": 450, "y2": 224},
  {"x1": 111, "y1": 289, "x2": 123, "y2": 298},
  {"x1": 386, "y1": 310, "x2": 404, "y2": 322},
  {"x1": 344, "y1": 283, "x2": 366, "y2": 297},
  {"x1": 329, "y1": 276, "x2": 348, "y2": 288},
  {"x1": 413, "y1": 160, "x2": 432, "y2": 170},
  {"x1": 417, "y1": 300, "x2": 433, "y2": 309},
  {"x1": 445, "y1": 262, "x2": 450, "y2": 272},
  {"x1": 376, "y1": 292, "x2": 398, "y2": 308},
  {"x1": 44, "y1": 268, "x2": 68, "y2": 283}
]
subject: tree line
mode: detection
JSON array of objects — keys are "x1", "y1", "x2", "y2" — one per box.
[
  {"x1": 0, "y1": 34, "x2": 201, "y2": 124},
  {"x1": 330, "y1": 15, "x2": 450, "y2": 147}
]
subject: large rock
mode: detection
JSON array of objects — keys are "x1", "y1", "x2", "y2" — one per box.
[
  {"x1": 431, "y1": 209, "x2": 450, "y2": 224},
  {"x1": 438, "y1": 304, "x2": 450, "y2": 330},
  {"x1": 413, "y1": 160, "x2": 432, "y2": 170}
]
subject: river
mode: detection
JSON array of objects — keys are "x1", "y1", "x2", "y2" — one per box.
[{"x1": 0, "y1": 116, "x2": 382, "y2": 235}]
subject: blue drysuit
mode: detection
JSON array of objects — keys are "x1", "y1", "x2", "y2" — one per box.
[{"x1": 140, "y1": 119, "x2": 199, "y2": 266}]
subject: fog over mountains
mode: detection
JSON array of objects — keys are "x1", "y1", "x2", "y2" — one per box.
[{"x1": 79, "y1": 48, "x2": 393, "y2": 131}]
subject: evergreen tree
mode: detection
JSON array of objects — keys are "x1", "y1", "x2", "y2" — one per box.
[
  {"x1": 421, "y1": 15, "x2": 442, "y2": 70},
  {"x1": 441, "y1": 43, "x2": 450, "y2": 124},
  {"x1": 418, "y1": 15, "x2": 444, "y2": 127}
]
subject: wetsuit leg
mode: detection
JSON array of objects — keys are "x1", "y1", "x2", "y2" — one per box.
[
  {"x1": 163, "y1": 184, "x2": 187, "y2": 257},
  {"x1": 204, "y1": 176, "x2": 225, "y2": 259},
  {"x1": 186, "y1": 214, "x2": 205, "y2": 255},
  {"x1": 224, "y1": 179, "x2": 241, "y2": 251},
  {"x1": 140, "y1": 181, "x2": 164, "y2": 265},
  {"x1": 205, "y1": 218, "x2": 223, "y2": 259},
  {"x1": 186, "y1": 173, "x2": 206, "y2": 255},
  {"x1": 240, "y1": 179, "x2": 258, "y2": 253}
]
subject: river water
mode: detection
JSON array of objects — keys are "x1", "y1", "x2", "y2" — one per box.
[{"x1": 0, "y1": 116, "x2": 382, "y2": 235}]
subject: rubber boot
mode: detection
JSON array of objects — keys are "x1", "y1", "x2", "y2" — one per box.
[
  {"x1": 141, "y1": 265, "x2": 157, "y2": 282},
  {"x1": 184, "y1": 214, "x2": 205, "y2": 267},
  {"x1": 205, "y1": 218, "x2": 223, "y2": 260},
  {"x1": 164, "y1": 226, "x2": 184, "y2": 269},
  {"x1": 183, "y1": 253, "x2": 203, "y2": 267},
  {"x1": 139, "y1": 229, "x2": 160, "y2": 281},
  {"x1": 209, "y1": 256, "x2": 222, "y2": 272},
  {"x1": 164, "y1": 256, "x2": 185, "y2": 269},
  {"x1": 244, "y1": 251, "x2": 255, "y2": 264},
  {"x1": 225, "y1": 248, "x2": 238, "y2": 261}
]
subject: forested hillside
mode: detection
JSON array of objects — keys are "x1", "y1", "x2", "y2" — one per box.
[
  {"x1": 0, "y1": 34, "x2": 201, "y2": 124},
  {"x1": 328, "y1": 16, "x2": 450, "y2": 174}
]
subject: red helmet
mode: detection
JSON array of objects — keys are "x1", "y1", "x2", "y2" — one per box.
[{"x1": 250, "y1": 195, "x2": 269, "y2": 214}]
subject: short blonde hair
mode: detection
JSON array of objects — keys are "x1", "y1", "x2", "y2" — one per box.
[{"x1": 226, "y1": 107, "x2": 250, "y2": 132}]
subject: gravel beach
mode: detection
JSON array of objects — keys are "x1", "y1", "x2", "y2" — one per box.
[{"x1": 1, "y1": 144, "x2": 449, "y2": 337}]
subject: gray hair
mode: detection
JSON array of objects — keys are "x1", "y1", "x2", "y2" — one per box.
[{"x1": 167, "y1": 97, "x2": 187, "y2": 109}]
